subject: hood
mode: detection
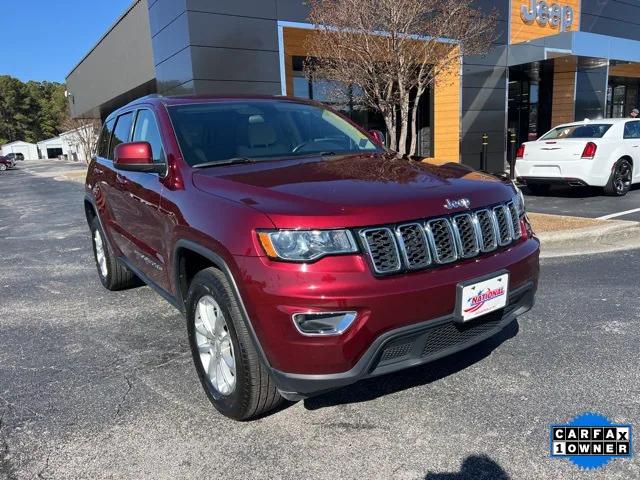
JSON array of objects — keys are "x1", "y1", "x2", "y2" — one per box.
[{"x1": 192, "y1": 154, "x2": 517, "y2": 229}]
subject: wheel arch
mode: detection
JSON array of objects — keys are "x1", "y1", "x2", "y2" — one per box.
[{"x1": 173, "y1": 240, "x2": 274, "y2": 371}]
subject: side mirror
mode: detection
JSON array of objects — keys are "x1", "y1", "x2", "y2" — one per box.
[
  {"x1": 368, "y1": 129, "x2": 386, "y2": 147},
  {"x1": 114, "y1": 142, "x2": 165, "y2": 173}
]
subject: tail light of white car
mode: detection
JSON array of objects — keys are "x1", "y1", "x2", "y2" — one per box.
[
  {"x1": 516, "y1": 144, "x2": 525, "y2": 159},
  {"x1": 581, "y1": 142, "x2": 597, "y2": 159}
]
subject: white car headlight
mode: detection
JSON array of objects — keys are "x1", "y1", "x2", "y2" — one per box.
[{"x1": 258, "y1": 229, "x2": 358, "y2": 261}]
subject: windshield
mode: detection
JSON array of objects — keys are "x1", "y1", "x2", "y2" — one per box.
[
  {"x1": 540, "y1": 123, "x2": 612, "y2": 140},
  {"x1": 167, "y1": 101, "x2": 382, "y2": 166}
]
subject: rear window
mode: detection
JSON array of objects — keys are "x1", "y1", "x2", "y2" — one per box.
[{"x1": 540, "y1": 124, "x2": 612, "y2": 140}]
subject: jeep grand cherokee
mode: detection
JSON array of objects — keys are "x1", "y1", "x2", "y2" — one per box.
[{"x1": 85, "y1": 95, "x2": 539, "y2": 420}]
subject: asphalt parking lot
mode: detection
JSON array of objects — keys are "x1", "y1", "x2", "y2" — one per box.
[
  {"x1": 1, "y1": 160, "x2": 639, "y2": 480},
  {"x1": 523, "y1": 184, "x2": 640, "y2": 221}
]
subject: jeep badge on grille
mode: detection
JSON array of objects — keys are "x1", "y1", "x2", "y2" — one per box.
[{"x1": 444, "y1": 198, "x2": 471, "y2": 210}]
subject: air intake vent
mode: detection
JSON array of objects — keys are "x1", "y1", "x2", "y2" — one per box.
[
  {"x1": 360, "y1": 228, "x2": 401, "y2": 274},
  {"x1": 475, "y1": 209, "x2": 498, "y2": 252},
  {"x1": 507, "y1": 202, "x2": 522, "y2": 240},
  {"x1": 426, "y1": 219, "x2": 458, "y2": 264},
  {"x1": 493, "y1": 205, "x2": 513, "y2": 246},
  {"x1": 396, "y1": 223, "x2": 431, "y2": 270},
  {"x1": 452, "y1": 214, "x2": 480, "y2": 258}
]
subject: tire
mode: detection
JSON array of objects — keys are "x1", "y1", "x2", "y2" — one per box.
[
  {"x1": 186, "y1": 267, "x2": 283, "y2": 420},
  {"x1": 604, "y1": 158, "x2": 632, "y2": 196},
  {"x1": 0, "y1": 164, "x2": 6, "y2": 172},
  {"x1": 90, "y1": 217, "x2": 141, "y2": 291},
  {"x1": 526, "y1": 183, "x2": 550, "y2": 195}
]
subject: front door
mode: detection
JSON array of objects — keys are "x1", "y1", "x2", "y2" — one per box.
[{"x1": 108, "y1": 109, "x2": 168, "y2": 287}]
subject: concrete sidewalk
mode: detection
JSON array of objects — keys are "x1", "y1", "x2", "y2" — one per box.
[{"x1": 535, "y1": 215, "x2": 640, "y2": 258}]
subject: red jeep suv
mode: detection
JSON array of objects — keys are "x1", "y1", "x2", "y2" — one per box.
[{"x1": 85, "y1": 95, "x2": 539, "y2": 420}]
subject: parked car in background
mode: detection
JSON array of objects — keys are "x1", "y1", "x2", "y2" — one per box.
[
  {"x1": 5, "y1": 152, "x2": 24, "y2": 162},
  {"x1": 515, "y1": 118, "x2": 640, "y2": 196},
  {"x1": 0, "y1": 156, "x2": 15, "y2": 171},
  {"x1": 85, "y1": 95, "x2": 539, "y2": 420}
]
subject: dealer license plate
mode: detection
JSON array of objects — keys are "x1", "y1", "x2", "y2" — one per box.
[{"x1": 456, "y1": 272, "x2": 509, "y2": 323}]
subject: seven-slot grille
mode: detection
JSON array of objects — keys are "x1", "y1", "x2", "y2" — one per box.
[{"x1": 360, "y1": 201, "x2": 522, "y2": 275}]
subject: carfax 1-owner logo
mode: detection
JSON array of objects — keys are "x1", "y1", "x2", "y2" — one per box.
[{"x1": 550, "y1": 412, "x2": 633, "y2": 470}]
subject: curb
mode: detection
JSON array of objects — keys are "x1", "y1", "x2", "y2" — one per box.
[{"x1": 538, "y1": 219, "x2": 640, "y2": 258}]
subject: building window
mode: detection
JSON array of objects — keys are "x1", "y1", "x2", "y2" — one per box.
[{"x1": 291, "y1": 56, "x2": 432, "y2": 156}]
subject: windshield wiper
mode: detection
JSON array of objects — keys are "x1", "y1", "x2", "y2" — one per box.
[{"x1": 192, "y1": 157, "x2": 255, "y2": 169}]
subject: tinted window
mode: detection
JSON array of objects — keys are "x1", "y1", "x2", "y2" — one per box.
[
  {"x1": 97, "y1": 119, "x2": 115, "y2": 159},
  {"x1": 624, "y1": 121, "x2": 640, "y2": 139},
  {"x1": 132, "y1": 110, "x2": 165, "y2": 164},
  {"x1": 109, "y1": 112, "x2": 134, "y2": 159},
  {"x1": 540, "y1": 124, "x2": 612, "y2": 140},
  {"x1": 167, "y1": 101, "x2": 381, "y2": 166}
]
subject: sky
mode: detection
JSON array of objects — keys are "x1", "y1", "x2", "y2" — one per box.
[{"x1": 1, "y1": 0, "x2": 134, "y2": 84}]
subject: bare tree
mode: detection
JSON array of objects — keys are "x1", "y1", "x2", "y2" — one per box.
[
  {"x1": 61, "y1": 117, "x2": 101, "y2": 164},
  {"x1": 305, "y1": 0, "x2": 497, "y2": 156}
]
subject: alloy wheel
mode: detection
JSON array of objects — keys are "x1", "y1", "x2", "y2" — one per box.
[
  {"x1": 93, "y1": 230, "x2": 108, "y2": 278},
  {"x1": 194, "y1": 295, "x2": 236, "y2": 395},
  {"x1": 614, "y1": 161, "x2": 632, "y2": 194}
]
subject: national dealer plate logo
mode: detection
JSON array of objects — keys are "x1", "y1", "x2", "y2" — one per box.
[
  {"x1": 550, "y1": 412, "x2": 633, "y2": 470},
  {"x1": 463, "y1": 286, "x2": 505, "y2": 314}
]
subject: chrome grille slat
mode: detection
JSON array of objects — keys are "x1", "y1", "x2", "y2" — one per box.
[
  {"x1": 360, "y1": 227, "x2": 402, "y2": 274},
  {"x1": 476, "y1": 209, "x2": 498, "y2": 252},
  {"x1": 396, "y1": 223, "x2": 432, "y2": 269},
  {"x1": 507, "y1": 202, "x2": 522, "y2": 240},
  {"x1": 426, "y1": 218, "x2": 458, "y2": 264},
  {"x1": 360, "y1": 200, "x2": 522, "y2": 275},
  {"x1": 451, "y1": 213, "x2": 480, "y2": 258},
  {"x1": 493, "y1": 205, "x2": 513, "y2": 246}
]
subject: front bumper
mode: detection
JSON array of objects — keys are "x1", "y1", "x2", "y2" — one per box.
[
  {"x1": 272, "y1": 281, "x2": 535, "y2": 398},
  {"x1": 234, "y1": 237, "x2": 539, "y2": 382}
]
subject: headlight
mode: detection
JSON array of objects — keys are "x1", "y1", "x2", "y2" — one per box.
[{"x1": 258, "y1": 229, "x2": 358, "y2": 261}]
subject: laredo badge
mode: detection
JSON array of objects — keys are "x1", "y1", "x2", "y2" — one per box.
[{"x1": 550, "y1": 412, "x2": 633, "y2": 470}]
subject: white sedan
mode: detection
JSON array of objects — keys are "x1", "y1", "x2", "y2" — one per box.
[{"x1": 515, "y1": 118, "x2": 640, "y2": 196}]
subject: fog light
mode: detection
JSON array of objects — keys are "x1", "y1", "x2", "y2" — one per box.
[{"x1": 292, "y1": 311, "x2": 357, "y2": 336}]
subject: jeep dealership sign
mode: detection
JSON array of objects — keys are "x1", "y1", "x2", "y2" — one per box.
[{"x1": 520, "y1": 0, "x2": 574, "y2": 31}]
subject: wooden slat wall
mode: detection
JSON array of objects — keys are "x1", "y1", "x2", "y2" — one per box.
[
  {"x1": 510, "y1": 0, "x2": 580, "y2": 44},
  {"x1": 551, "y1": 56, "x2": 577, "y2": 127},
  {"x1": 424, "y1": 50, "x2": 461, "y2": 164},
  {"x1": 282, "y1": 27, "x2": 461, "y2": 164},
  {"x1": 609, "y1": 63, "x2": 640, "y2": 79}
]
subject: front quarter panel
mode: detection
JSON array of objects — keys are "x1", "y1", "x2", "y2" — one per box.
[{"x1": 158, "y1": 180, "x2": 276, "y2": 297}]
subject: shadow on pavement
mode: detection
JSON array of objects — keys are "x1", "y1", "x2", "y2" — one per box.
[
  {"x1": 304, "y1": 320, "x2": 519, "y2": 410},
  {"x1": 424, "y1": 454, "x2": 510, "y2": 480}
]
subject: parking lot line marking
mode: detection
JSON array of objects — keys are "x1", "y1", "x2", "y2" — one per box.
[{"x1": 597, "y1": 208, "x2": 640, "y2": 220}]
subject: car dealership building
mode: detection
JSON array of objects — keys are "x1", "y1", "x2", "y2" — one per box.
[{"x1": 66, "y1": 0, "x2": 640, "y2": 171}]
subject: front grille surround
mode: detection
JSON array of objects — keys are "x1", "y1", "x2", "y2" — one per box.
[
  {"x1": 359, "y1": 200, "x2": 523, "y2": 276},
  {"x1": 359, "y1": 227, "x2": 402, "y2": 274},
  {"x1": 426, "y1": 218, "x2": 458, "y2": 264},
  {"x1": 395, "y1": 223, "x2": 432, "y2": 270},
  {"x1": 451, "y1": 213, "x2": 481, "y2": 259}
]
